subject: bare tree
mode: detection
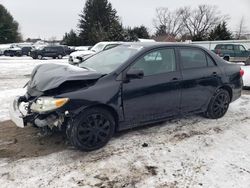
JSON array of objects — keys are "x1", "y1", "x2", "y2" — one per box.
[
  {"x1": 153, "y1": 7, "x2": 184, "y2": 37},
  {"x1": 179, "y1": 5, "x2": 225, "y2": 41},
  {"x1": 236, "y1": 17, "x2": 247, "y2": 39}
]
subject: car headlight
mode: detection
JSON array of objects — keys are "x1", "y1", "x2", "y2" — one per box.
[{"x1": 30, "y1": 97, "x2": 69, "y2": 113}]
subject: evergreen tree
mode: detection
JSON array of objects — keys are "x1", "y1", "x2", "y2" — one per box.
[
  {"x1": 123, "y1": 27, "x2": 138, "y2": 41},
  {"x1": 0, "y1": 4, "x2": 22, "y2": 44},
  {"x1": 61, "y1": 30, "x2": 81, "y2": 46},
  {"x1": 209, "y1": 21, "x2": 232, "y2": 40},
  {"x1": 132, "y1": 26, "x2": 150, "y2": 39},
  {"x1": 78, "y1": 0, "x2": 124, "y2": 45},
  {"x1": 124, "y1": 25, "x2": 150, "y2": 41}
]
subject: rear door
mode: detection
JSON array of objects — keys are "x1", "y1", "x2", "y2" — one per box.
[
  {"x1": 122, "y1": 47, "x2": 182, "y2": 124},
  {"x1": 178, "y1": 47, "x2": 222, "y2": 114},
  {"x1": 43, "y1": 47, "x2": 54, "y2": 57},
  {"x1": 225, "y1": 45, "x2": 235, "y2": 61}
]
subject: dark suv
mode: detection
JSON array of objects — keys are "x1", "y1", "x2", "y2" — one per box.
[
  {"x1": 212, "y1": 44, "x2": 250, "y2": 63},
  {"x1": 10, "y1": 43, "x2": 243, "y2": 151},
  {"x1": 30, "y1": 46, "x2": 66, "y2": 59}
]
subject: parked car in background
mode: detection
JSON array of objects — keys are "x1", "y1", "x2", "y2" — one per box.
[
  {"x1": 21, "y1": 46, "x2": 32, "y2": 56},
  {"x1": 69, "y1": 42, "x2": 121, "y2": 64},
  {"x1": 10, "y1": 43, "x2": 243, "y2": 151},
  {"x1": 0, "y1": 44, "x2": 12, "y2": 55},
  {"x1": 3, "y1": 45, "x2": 22, "y2": 56},
  {"x1": 62, "y1": 45, "x2": 75, "y2": 55},
  {"x1": 212, "y1": 44, "x2": 250, "y2": 63},
  {"x1": 30, "y1": 45, "x2": 66, "y2": 59}
]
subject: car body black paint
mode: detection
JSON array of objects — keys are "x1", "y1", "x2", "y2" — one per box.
[{"x1": 24, "y1": 43, "x2": 242, "y2": 131}]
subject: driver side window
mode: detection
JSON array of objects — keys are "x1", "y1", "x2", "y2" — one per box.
[{"x1": 131, "y1": 48, "x2": 176, "y2": 76}]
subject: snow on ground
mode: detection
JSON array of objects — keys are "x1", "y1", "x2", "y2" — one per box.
[
  {"x1": 1, "y1": 57, "x2": 250, "y2": 187},
  {"x1": 0, "y1": 88, "x2": 26, "y2": 121}
]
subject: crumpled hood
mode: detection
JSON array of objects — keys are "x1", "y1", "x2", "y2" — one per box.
[{"x1": 28, "y1": 63, "x2": 103, "y2": 92}]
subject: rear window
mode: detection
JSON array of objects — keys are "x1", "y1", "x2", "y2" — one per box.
[{"x1": 180, "y1": 48, "x2": 207, "y2": 69}]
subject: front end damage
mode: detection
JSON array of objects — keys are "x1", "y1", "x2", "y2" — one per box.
[
  {"x1": 9, "y1": 94, "x2": 69, "y2": 132},
  {"x1": 9, "y1": 63, "x2": 103, "y2": 133}
]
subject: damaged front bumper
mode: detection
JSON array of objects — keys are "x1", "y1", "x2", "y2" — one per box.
[
  {"x1": 9, "y1": 96, "x2": 68, "y2": 130},
  {"x1": 9, "y1": 97, "x2": 28, "y2": 128}
]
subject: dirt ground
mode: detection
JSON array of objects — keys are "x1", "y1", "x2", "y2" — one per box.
[{"x1": 0, "y1": 121, "x2": 68, "y2": 159}]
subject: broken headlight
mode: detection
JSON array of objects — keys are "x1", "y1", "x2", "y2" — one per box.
[{"x1": 30, "y1": 97, "x2": 69, "y2": 113}]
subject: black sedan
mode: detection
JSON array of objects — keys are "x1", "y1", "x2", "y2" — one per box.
[{"x1": 10, "y1": 43, "x2": 243, "y2": 151}]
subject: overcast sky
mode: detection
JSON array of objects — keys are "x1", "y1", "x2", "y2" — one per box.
[{"x1": 0, "y1": 0, "x2": 249, "y2": 40}]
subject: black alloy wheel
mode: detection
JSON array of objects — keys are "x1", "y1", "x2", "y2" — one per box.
[
  {"x1": 205, "y1": 89, "x2": 230, "y2": 119},
  {"x1": 69, "y1": 108, "x2": 115, "y2": 151}
]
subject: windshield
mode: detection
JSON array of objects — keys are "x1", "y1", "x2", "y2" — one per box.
[
  {"x1": 91, "y1": 43, "x2": 105, "y2": 52},
  {"x1": 79, "y1": 45, "x2": 141, "y2": 74}
]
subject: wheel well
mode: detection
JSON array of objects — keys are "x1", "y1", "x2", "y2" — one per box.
[
  {"x1": 87, "y1": 104, "x2": 119, "y2": 131},
  {"x1": 223, "y1": 56, "x2": 230, "y2": 61},
  {"x1": 219, "y1": 86, "x2": 232, "y2": 101}
]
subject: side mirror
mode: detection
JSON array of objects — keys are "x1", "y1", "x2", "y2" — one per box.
[{"x1": 126, "y1": 69, "x2": 144, "y2": 79}]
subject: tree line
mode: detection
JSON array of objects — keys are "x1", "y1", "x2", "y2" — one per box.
[
  {"x1": 62, "y1": 1, "x2": 248, "y2": 45},
  {"x1": 0, "y1": 1, "x2": 248, "y2": 45}
]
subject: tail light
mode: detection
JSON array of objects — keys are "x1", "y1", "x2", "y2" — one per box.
[{"x1": 240, "y1": 69, "x2": 244, "y2": 77}]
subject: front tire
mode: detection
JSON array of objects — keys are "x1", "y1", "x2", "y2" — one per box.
[
  {"x1": 223, "y1": 56, "x2": 230, "y2": 61},
  {"x1": 37, "y1": 55, "x2": 43, "y2": 60},
  {"x1": 205, "y1": 89, "x2": 230, "y2": 119},
  {"x1": 245, "y1": 57, "x2": 250, "y2": 65},
  {"x1": 69, "y1": 107, "x2": 115, "y2": 151}
]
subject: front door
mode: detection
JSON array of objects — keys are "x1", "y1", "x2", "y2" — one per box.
[
  {"x1": 122, "y1": 48, "x2": 182, "y2": 125},
  {"x1": 234, "y1": 45, "x2": 249, "y2": 62}
]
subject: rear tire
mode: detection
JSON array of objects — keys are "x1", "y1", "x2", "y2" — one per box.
[
  {"x1": 69, "y1": 107, "x2": 115, "y2": 151},
  {"x1": 58, "y1": 54, "x2": 63, "y2": 59},
  {"x1": 204, "y1": 89, "x2": 230, "y2": 119}
]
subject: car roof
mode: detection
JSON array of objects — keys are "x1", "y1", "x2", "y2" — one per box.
[
  {"x1": 119, "y1": 42, "x2": 207, "y2": 50},
  {"x1": 216, "y1": 44, "x2": 240, "y2": 46}
]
